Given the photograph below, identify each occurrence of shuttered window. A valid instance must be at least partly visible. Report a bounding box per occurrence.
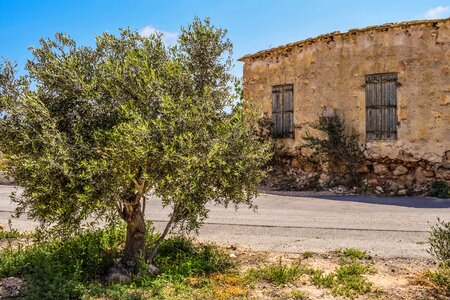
[272,84,294,138]
[365,73,398,140]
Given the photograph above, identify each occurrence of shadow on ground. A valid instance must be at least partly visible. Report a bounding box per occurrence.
[264,190,450,209]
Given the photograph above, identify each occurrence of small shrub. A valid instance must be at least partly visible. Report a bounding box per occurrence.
[4,227,236,300]
[246,258,304,286]
[430,181,450,199]
[0,220,33,240]
[428,218,450,267]
[0,230,32,240]
[154,235,233,279]
[309,268,334,288]
[310,252,375,299]
[0,155,6,171]
[0,226,125,299]
[426,267,450,294]
[302,114,364,187]
[337,248,369,260]
[286,289,309,299]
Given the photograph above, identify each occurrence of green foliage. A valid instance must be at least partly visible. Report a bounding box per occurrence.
[0,230,32,240]
[0,157,5,171]
[0,226,234,299]
[85,234,235,299]
[0,226,125,299]
[285,290,309,300]
[0,220,34,240]
[426,267,450,294]
[246,258,304,286]
[428,218,450,268]
[0,17,271,263]
[310,250,375,299]
[430,181,450,199]
[337,248,369,260]
[153,235,233,278]
[244,248,377,298]
[302,115,364,187]
[1,234,386,300]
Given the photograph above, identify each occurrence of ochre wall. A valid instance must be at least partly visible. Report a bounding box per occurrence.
[241,19,450,165]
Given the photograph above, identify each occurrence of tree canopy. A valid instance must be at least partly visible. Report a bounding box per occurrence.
[0,18,271,272]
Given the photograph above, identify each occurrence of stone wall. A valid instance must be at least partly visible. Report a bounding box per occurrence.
[240,18,450,194]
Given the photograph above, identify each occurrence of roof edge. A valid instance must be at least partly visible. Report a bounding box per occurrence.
[238,18,450,62]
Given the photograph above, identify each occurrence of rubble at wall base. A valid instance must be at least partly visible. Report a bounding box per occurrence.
[264,152,450,197]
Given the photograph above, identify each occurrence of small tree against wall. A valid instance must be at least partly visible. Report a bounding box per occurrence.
[302,115,364,187]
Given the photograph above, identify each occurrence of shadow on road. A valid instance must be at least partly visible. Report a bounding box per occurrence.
[264,190,450,208]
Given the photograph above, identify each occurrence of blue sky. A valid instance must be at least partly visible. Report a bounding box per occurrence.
[1,0,449,77]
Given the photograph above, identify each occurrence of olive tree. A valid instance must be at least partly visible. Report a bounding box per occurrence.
[0,18,271,273]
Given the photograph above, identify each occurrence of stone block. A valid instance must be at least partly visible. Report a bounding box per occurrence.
[438,94,450,106]
[373,164,389,175]
[393,165,409,176]
[415,167,435,179]
[397,189,407,196]
[436,167,450,180]
[367,178,378,186]
[357,164,369,174]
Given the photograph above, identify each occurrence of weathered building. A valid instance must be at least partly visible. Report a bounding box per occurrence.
[240,18,450,194]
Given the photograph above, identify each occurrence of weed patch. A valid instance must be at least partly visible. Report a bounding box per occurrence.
[285,289,309,299]
[155,235,233,278]
[0,220,34,240]
[310,249,376,299]
[0,230,32,240]
[85,233,235,299]
[426,267,450,294]
[0,226,234,300]
[337,248,369,260]
[0,226,125,299]
[246,257,305,285]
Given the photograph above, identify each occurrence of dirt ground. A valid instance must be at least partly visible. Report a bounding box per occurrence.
[226,244,448,300]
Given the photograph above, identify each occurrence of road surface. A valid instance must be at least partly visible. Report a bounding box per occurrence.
[1,185,449,258]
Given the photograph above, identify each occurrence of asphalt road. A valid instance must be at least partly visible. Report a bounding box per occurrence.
[1,185,449,258]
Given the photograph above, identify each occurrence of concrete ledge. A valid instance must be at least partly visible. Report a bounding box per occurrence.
[0,172,14,185]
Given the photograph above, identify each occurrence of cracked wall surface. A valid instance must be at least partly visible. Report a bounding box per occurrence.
[240,18,450,193]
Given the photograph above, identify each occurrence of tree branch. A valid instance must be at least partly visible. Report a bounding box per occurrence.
[147,204,178,263]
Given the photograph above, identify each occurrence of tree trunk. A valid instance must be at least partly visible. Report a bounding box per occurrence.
[121,201,146,273]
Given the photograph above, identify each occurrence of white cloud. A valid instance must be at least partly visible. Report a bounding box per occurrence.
[425,6,450,19]
[139,26,178,45]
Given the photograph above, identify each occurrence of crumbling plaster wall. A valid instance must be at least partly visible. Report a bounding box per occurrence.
[241,19,450,192]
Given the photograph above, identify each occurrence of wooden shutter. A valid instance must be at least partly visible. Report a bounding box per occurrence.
[365,73,397,140]
[365,76,382,140]
[283,86,294,136]
[272,85,294,138]
[272,87,283,137]
[381,74,397,140]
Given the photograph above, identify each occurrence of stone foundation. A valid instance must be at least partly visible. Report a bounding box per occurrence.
[266,150,450,196]
[361,154,450,195]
